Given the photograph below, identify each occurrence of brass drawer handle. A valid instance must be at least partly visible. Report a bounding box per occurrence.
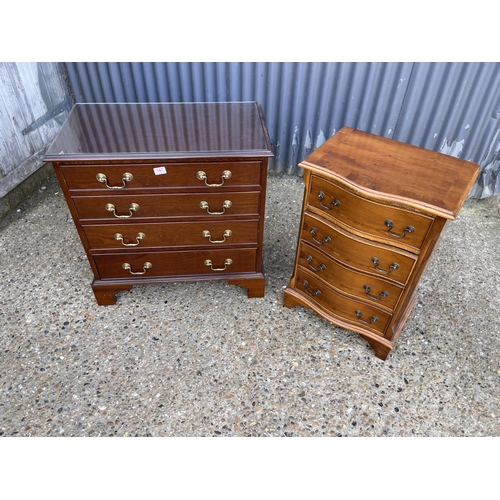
[122,262,152,275]
[199,200,232,215]
[204,258,233,271]
[202,229,232,243]
[306,255,326,272]
[197,170,232,187]
[318,191,340,210]
[114,232,146,247]
[96,172,133,189]
[355,310,378,325]
[105,202,139,218]
[363,284,388,301]
[372,257,399,274]
[310,227,331,245]
[302,280,321,296]
[384,219,415,238]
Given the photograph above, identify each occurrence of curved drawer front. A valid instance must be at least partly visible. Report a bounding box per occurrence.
[83,219,259,250]
[301,213,416,285]
[94,248,258,279]
[72,192,260,220]
[297,242,403,311]
[308,175,434,251]
[295,269,391,336]
[60,162,263,190]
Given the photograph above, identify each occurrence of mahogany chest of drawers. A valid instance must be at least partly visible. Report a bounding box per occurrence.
[44,102,273,305]
[283,127,480,360]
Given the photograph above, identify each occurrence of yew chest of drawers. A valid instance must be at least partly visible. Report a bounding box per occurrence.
[283,127,480,360]
[44,102,273,305]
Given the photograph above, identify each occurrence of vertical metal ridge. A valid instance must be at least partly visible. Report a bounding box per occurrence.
[63,62,500,198]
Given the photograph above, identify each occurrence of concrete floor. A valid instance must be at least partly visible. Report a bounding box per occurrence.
[0,171,499,437]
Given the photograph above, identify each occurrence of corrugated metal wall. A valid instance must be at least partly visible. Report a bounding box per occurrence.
[64,62,500,198]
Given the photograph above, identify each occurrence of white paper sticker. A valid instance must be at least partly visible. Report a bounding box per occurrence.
[153,166,167,175]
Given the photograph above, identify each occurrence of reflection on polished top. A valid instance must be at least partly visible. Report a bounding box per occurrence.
[45,102,273,160]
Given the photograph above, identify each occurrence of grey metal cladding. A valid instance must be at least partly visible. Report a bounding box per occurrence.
[63,62,500,198]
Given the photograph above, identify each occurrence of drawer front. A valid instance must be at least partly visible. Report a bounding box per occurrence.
[94,248,258,279]
[295,269,391,336]
[301,213,416,285]
[72,192,260,220]
[60,162,262,190]
[83,220,259,249]
[297,242,403,311]
[308,175,434,251]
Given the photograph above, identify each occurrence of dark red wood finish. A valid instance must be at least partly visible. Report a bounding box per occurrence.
[45,102,273,305]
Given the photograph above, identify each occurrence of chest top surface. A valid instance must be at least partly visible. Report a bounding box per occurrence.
[44,101,273,161]
[301,126,480,219]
